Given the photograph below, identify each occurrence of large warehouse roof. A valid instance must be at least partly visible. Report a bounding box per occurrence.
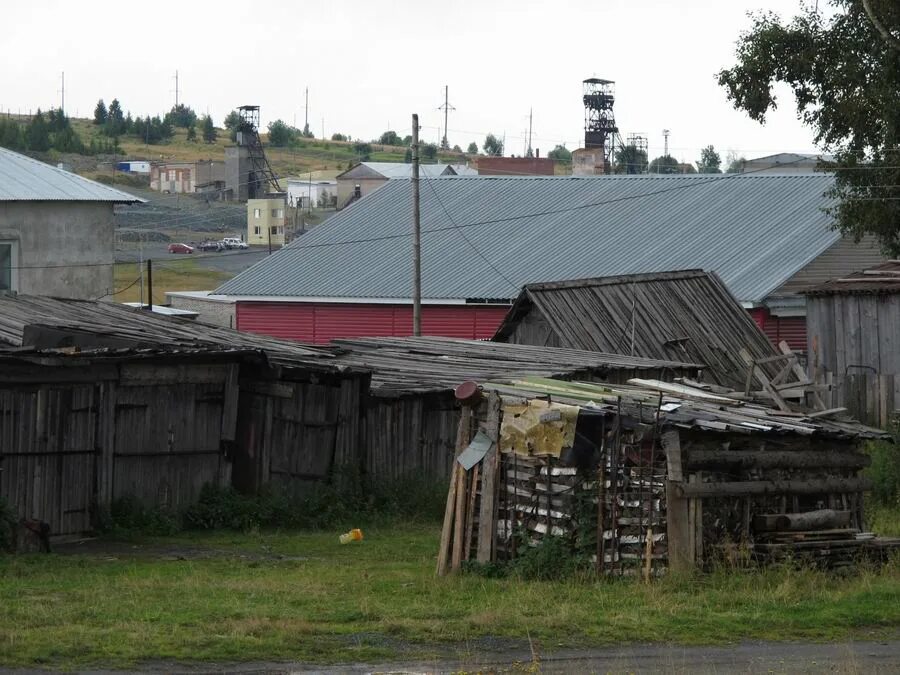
[216,173,838,304]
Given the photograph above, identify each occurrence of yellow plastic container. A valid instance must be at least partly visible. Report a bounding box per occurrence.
[339,528,364,544]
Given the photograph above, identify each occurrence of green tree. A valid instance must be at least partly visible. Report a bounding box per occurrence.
[186,123,197,142]
[165,104,198,128]
[613,144,648,174]
[201,115,217,143]
[301,123,314,139]
[402,135,412,146]
[421,143,438,161]
[452,144,462,153]
[404,147,412,163]
[648,155,680,174]
[267,119,294,147]
[105,99,125,136]
[696,145,722,173]
[24,109,51,152]
[717,1,900,254]
[378,130,401,145]
[725,150,746,174]
[483,133,503,156]
[353,141,372,160]
[331,132,347,141]
[93,99,107,126]
[547,144,572,162]
[0,118,24,150]
[466,141,479,154]
[224,110,242,142]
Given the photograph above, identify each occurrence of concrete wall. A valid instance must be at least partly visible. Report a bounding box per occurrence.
[337,177,386,207]
[0,201,114,299]
[166,293,236,328]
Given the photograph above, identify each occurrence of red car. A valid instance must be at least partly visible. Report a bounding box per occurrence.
[167,243,194,254]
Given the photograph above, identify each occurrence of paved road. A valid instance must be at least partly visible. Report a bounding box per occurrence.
[6,639,900,674]
[115,243,272,276]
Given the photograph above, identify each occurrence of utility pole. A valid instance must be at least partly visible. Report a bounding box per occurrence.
[663,129,670,157]
[411,113,422,337]
[321,117,324,141]
[304,87,309,131]
[437,85,454,149]
[527,108,533,157]
[146,259,153,312]
[59,71,65,114]
[174,70,179,107]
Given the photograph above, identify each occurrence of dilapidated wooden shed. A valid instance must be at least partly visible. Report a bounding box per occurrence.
[437,378,894,575]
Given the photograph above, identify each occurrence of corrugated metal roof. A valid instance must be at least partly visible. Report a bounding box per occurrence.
[494,270,781,390]
[804,260,900,295]
[216,173,839,304]
[0,147,144,202]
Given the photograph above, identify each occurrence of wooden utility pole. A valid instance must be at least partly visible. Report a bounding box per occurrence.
[146,259,153,312]
[412,113,422,336]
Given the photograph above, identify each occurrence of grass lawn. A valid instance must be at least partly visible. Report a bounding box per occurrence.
[1,520,899,669]
[113,260,230,304]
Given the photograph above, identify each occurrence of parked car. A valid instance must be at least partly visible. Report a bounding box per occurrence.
[197,240,224,252]
[167,242,194,254]
[221,237,249,250]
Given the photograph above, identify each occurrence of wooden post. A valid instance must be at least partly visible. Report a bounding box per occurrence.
[411,113,421,337]
[663,430,692,572]
[437,405,471,576]
[476,393,501,563]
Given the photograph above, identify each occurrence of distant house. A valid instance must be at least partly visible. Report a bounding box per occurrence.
[473,156,555,176]
[0,147,143,299]
[286,177,337,209]
[247,194,286,247]
[150,160,226,194]
[739,153,834,174]
[335,162,457,207]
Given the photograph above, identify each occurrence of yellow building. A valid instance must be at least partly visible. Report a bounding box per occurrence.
[247,195,287,247]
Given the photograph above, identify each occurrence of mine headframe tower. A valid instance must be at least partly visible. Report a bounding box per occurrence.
[236,105,282,196]
[583,78,619,174]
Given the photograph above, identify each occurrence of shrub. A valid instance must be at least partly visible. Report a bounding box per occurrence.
[0,499,15,552]
[866,433,900,506]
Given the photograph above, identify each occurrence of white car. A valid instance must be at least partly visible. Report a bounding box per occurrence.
[221,237,249,250]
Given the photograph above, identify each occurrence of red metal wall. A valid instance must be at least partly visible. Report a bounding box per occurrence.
[236,302,511,344]
[748,308,807,351]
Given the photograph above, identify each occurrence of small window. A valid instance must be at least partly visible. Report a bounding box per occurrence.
[0,241,16,292]
[254,226,261,235]
[253,208,261,218]
[270,226,279,235]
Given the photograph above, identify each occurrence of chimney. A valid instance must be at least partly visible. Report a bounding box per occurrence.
[535,148,540,158]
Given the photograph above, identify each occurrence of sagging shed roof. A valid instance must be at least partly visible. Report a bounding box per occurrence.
[215,173,839,304]
[487,377,888,440]
[0,147,144,203]
[330,336,702,396]
[0,295,345,371]
[804,260,900,295]
[493,269,780,390]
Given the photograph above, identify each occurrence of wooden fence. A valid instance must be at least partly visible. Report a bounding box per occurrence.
[824,372,899,430]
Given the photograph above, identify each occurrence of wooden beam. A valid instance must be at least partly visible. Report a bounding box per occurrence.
[663,430,692,572]
[476,393,501,563]
[436,405,471,576]
[684,449,871,470]
[675,477,872,498]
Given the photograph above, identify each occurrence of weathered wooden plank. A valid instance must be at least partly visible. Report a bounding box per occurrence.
[663,430,692,572]
[675,476,872,498]
[437,405,471,576]
[476,394,501,563]
[685,449,870,470]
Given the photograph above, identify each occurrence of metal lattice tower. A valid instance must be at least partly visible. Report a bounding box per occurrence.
[237,105,282,197]
[583,78,619,174]
[626,133,649,174]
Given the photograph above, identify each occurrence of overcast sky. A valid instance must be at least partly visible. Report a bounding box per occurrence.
[2,0,822,163]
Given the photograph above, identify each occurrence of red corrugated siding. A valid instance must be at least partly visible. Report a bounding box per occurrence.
[236,302,510,343]
[748,307,807,351]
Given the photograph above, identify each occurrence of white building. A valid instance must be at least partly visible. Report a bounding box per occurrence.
[286,178,338,210]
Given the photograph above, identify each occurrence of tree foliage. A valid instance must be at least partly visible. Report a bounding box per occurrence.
[648,155,680,174]
[696,145,722,173]
[378,130,401,145]
[483,133,503,156]
[466,141,479,154]
[717,0,900,253]
[24,110,51,152]
[331,132,347,142]
[725,150,746,174]
[201,114,217,143]
[165,104,198,129]
[613,144,647,174]
[186,124,197,142]
[224,110,242,142]
[421,142,438,161]
[105,99,126,137]
[267,119,294,147]
[93,99,107,126]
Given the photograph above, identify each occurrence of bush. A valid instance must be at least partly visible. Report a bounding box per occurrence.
[107,496,180,537]
[0,498,15,552]
[867,435,900,506]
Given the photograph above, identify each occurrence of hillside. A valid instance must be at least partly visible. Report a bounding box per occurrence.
[67,118,468,182]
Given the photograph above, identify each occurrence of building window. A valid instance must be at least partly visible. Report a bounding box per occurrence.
[254,226,261,236]
[0,241,17,292]
[253,208,261,218]
[271,208,284,218]
[270,226,280,235]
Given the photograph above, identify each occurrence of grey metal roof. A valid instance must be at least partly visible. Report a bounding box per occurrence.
[337,162,456,180]
[216,173,839,304]
[0,147,144,202]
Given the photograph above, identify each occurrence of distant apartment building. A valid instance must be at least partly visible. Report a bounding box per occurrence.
[247,194,287,247]
[150,160,226,194]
